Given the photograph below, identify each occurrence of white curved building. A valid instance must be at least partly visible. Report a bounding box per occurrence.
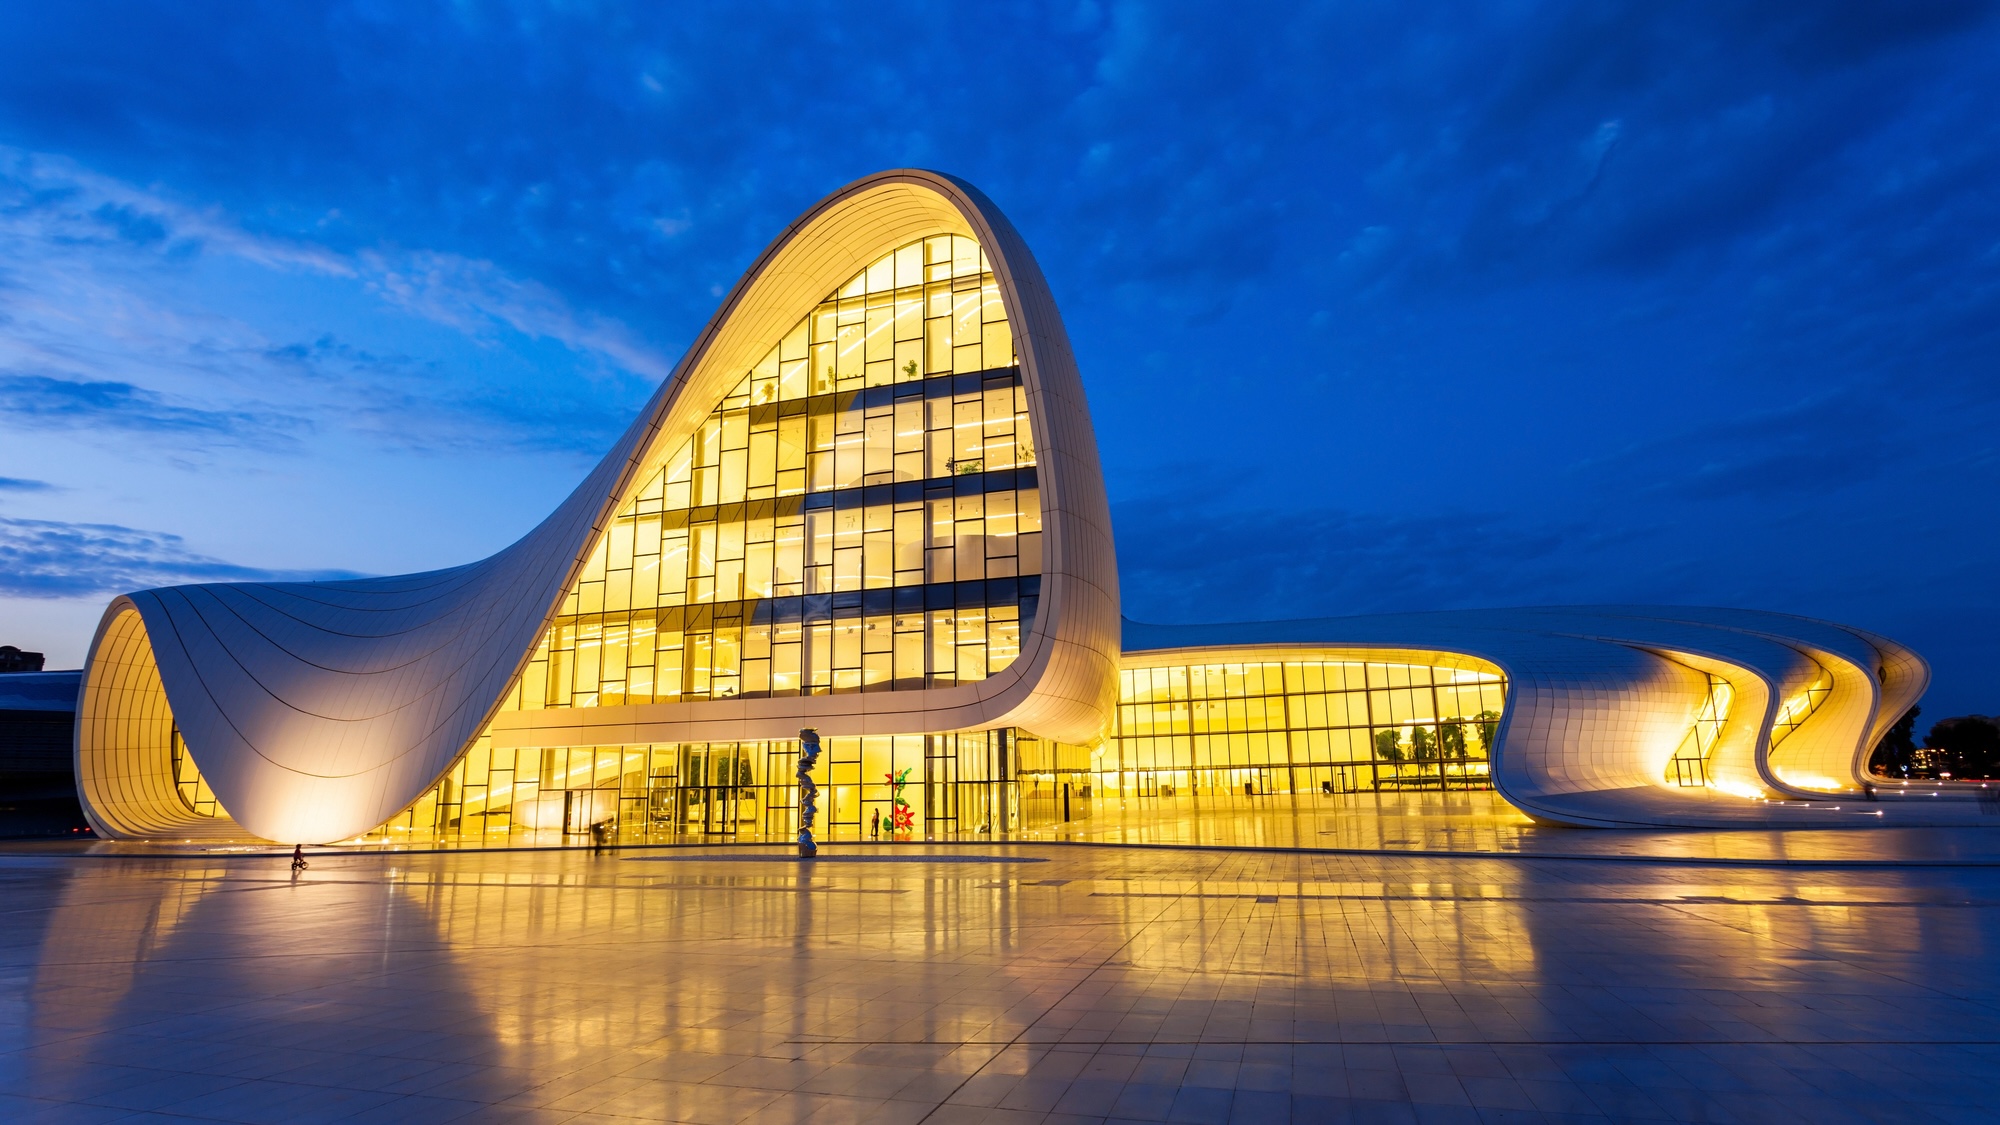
[73,171,1976,845]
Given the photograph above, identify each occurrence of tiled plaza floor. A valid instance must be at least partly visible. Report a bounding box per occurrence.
[3,835,1999,1123]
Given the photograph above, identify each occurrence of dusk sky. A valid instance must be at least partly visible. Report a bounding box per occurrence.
[0,2,1995,728]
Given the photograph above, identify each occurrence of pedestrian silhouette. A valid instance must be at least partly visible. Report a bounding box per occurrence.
[290,845,307,872]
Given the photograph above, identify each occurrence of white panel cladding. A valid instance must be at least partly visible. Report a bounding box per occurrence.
[76,171,1121,845]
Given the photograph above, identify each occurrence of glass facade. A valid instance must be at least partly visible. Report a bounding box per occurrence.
[361,729,1047,845]
[344,236,1520,849]
[1666,673,1733,787]
[1105,657,1507,798]
[361,233,1061,845]
[360,654,1508,846]
[500,233,1039,709]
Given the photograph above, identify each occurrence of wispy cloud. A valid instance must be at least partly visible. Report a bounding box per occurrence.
[0,476,54,492]
[0,146,672,458]
[362,250,678,384]
[0,371,305,446]
[0,516,364,599]
[252,332,634,457]
[0,149,354,276]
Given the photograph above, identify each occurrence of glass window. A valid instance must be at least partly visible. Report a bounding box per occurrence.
[498,235,1037,710]
[1107,658,1507,797]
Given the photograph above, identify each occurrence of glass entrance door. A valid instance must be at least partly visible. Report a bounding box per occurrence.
[561,789,603,835]
[678,746,758,837]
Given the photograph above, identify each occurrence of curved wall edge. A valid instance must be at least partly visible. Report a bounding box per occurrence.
[74,599,262,842]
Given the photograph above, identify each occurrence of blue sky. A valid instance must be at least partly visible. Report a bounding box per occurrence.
[0,2,1995,728]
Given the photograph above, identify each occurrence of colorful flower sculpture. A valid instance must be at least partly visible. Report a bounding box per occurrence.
[885,767,915,839]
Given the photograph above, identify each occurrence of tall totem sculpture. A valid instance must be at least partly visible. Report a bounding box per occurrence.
[796,728,821,857]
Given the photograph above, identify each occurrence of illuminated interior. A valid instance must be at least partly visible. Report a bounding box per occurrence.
[363,233,1064,843]
[363,729,1062,844]
[506,234,1036,707]
[1108,657,1506,798]
[364,652,1508,845]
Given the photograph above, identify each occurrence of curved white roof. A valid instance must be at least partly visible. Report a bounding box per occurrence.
[76,171,1121,844]
[73,172,1967,842]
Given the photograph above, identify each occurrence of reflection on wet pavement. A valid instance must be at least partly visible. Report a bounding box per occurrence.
[3,839,1998,1122]
[1036,790,2000,865]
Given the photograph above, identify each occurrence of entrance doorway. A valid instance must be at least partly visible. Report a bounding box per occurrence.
[561,789,604,836]
[676,745,758,837]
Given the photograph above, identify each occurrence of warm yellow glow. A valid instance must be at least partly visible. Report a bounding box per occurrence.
[1773,769,1845,791]
[365,234,1065,845]
[374,654,1509,845]
[495,234,1038,711]
[1769,664,1833,747]
[1708,779,1766,801]
[364,729,1035,845]
[1665,672,1732,787]
[168,726,223,818]
[1107,658,1506,797]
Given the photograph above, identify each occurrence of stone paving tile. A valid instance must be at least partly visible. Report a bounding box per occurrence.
[3,841,2000,1123]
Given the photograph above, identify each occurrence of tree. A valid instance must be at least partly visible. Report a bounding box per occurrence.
[1925,715,2000,780]
[1410,725,1437,761]
[1474,710,1501,753]
[1869,707,1921,778]
[1373,728,1405,763]
[1439,720,1467,758]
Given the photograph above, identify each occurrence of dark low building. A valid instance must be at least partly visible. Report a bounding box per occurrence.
[0,667,90,838]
